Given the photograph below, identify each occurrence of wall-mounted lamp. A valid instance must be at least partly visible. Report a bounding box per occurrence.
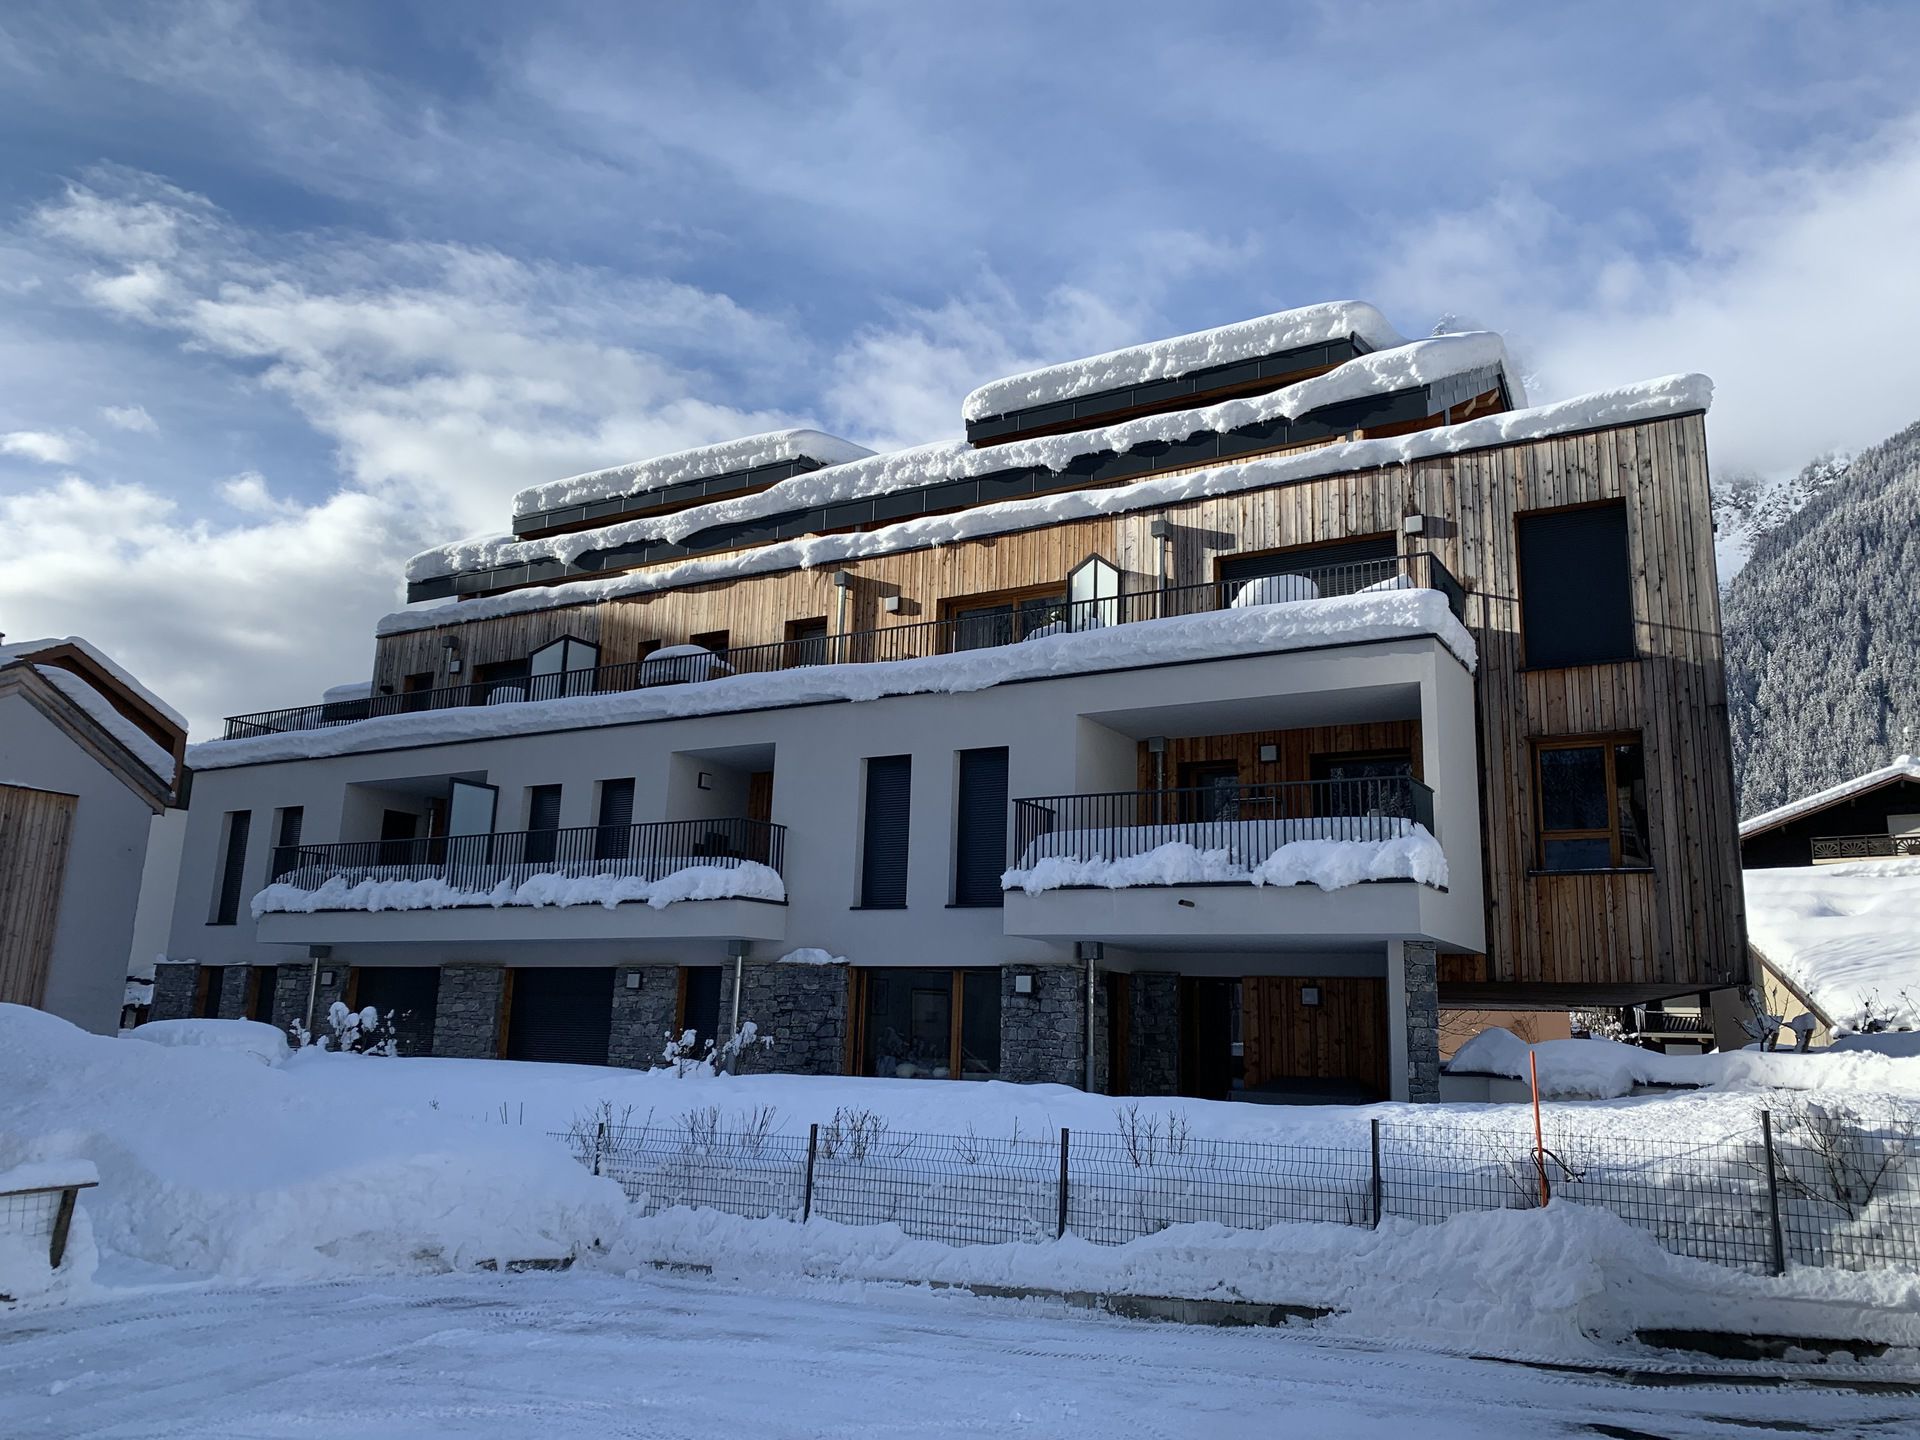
[880,595,904,614]
[697,771,713,791]
[1148,519,1173,540]
[319,969,337,987]
[831,570,854,588]
[1301,985,1321,1007]
[726,939,752,960]
[1013,973,1034,995]
[1402,514,1427,536]
[1176,898,1196,909]
[1258,744,1279,764]
[1146,735,1167,754]
[624,971,642,990]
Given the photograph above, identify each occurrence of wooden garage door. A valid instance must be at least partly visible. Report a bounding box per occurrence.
[0,784,77,1009]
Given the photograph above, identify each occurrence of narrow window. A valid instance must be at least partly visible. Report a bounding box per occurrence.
[595,777,635,860]
[210,810,251,925]
[525,784,563,864]
[690,629,730,654]
[679,967,723,1054]
[195,965,227,1017]
[860,755,912,907]
[785,617,829,667]
[247,967,277,1024]
[529,636,599,701]
[953,747,1010,906]
[1067,555,1120,630]
[1516,503,1635,668]
[1535,738,1652,871]
[270,806,303,880]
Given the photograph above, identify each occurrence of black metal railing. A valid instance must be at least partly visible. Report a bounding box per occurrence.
[1010,777,1437,876]
[265,818,785,904]
[224,553,1466,739]
[1809,833,1920,863]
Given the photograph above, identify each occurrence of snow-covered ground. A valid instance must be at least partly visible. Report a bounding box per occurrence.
[10,1267,1912,1440]
[1743,858,1920,1032]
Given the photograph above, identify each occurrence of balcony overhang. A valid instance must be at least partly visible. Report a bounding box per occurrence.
[1001,880,1477,952]
[256,896,787,949]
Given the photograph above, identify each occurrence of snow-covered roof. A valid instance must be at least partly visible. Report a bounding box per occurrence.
[0,635,183,784]
[509,429,875,519]
[1745,860,1920,1032]
[34,666,179,783]
[196,589,1474,769]
[381,371,1709,639]
[405,333,1518,586]
[962,302,1409,422]
[0,635,187,731]
[321,681,374,704]
[1740,756,1920,836]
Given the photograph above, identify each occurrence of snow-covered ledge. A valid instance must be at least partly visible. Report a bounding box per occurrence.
[252,862,784,917]
[1001,826,1448,895]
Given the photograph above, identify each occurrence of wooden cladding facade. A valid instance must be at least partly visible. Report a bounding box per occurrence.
[1241,976,1389,1098]
[0,783,77,1010]
[371,412,1743,999]
[1134,721,1422,793]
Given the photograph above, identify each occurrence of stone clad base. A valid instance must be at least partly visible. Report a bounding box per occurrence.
[433,965,506,1059]
[1402,940,1440,1102]
[1001,964,1093,1088]
[149,961,197,1022]
[720,960,849,1076]
[609,965,678,1069]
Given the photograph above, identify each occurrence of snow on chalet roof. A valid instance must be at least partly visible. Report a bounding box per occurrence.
[0,634,187,731]
[404,332,1518,586]
[380,371,1711,639]
[509,429,875,519]
[962,301,1410,422]
[195,589,1475,769]
[1739,756,1920,836]
[34,666,178,783]
[1744,860,1920,1032]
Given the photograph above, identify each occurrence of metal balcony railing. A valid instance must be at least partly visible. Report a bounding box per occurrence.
[1808,833,1920,863]
[1010,777,1436,876]
[224,553,1466,739]
[266,818,785,904]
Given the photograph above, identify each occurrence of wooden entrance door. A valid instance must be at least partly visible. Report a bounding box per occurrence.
[0,783,76,1008]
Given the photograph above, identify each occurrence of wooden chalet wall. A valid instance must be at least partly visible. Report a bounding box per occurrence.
[371,412,1744,1000]
[0,783,77,1009]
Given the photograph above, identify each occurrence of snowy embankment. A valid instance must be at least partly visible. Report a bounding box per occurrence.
[0,1006,625,1297]
[1003,822,1446,894]
[1743,858,1920,1033]
[252,861,784,917]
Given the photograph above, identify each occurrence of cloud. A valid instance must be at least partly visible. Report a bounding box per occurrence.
[99,403,158,433]
[0,429,81,464]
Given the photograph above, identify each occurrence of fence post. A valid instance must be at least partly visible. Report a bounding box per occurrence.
[594,1120,606,1177]
[802,1122,819,1223]
[1057,1128,1071,1239]
[1760,1109,1787,1277]
[1370,1118,1383,1229]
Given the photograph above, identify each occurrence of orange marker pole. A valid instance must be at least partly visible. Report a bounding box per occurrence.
[1529,1050,1549,1207]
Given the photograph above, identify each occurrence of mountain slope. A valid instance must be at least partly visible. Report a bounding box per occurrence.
[1711,454,1850,586]
[1722,419,1920,816]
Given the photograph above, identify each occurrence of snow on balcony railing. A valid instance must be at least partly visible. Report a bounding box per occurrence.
[1004,778,1446,894]
[224,554,1463,740]
[254,818,785,916]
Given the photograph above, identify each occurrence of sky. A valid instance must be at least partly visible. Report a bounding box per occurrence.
[5,0,1920,735]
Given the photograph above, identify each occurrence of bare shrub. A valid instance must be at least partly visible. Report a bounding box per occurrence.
[1766,1097,1919,1220]
[818,1106,888,1162]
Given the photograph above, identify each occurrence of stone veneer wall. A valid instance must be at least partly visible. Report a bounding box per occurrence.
[270,961,346,1037]
[1001,963,1095,1088]
[719,960,848,1076]
[609,965,679,1070]
[215,965,255,1020]
[1403,940,1440,1102]
[149,961,198,1022]
[1126,972,1181,1096]
[433,965,506,1059]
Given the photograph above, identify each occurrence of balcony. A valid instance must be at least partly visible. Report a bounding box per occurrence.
[222,553,1466,739]
[1809,833,1920,864]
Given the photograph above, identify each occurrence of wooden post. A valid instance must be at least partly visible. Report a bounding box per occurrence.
[1056,1128,1070,1239]
[49,1187,78,1270]
[1529,1051,1549,1207]
[1369,1117,1383,1229]
[1760,1109,1787,1276]
[803,1122,820,1223]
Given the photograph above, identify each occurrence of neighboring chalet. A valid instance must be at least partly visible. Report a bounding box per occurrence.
[1738,756,1920,1044]
[0,636,187,1033]
[156,302,1747,1102]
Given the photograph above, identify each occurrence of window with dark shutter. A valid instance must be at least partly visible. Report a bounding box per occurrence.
[211,811,251,925]
[595,778,634,860]
[271,806,303,880]
[860,755,912,907]
[526,785,563,864]
[1516,503,1635,668]
[953,747,1009,906]
[1219,535,1397,599]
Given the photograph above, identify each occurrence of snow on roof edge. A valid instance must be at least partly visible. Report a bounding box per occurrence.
[380,371,1711,639]
[195,592,1473,770]
[0,634,187,732]
[35,665,179,784]
[1739,756,1920,835]
[961,301,1409,422]
[509,428,875,519]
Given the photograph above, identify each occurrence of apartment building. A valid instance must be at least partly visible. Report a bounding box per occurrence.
[155,301,1746,1101]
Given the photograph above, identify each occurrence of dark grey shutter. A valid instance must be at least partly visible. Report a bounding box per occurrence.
[954,747,1009,906]
[526,785,563,864]
[215,811,251,924]
[1517,504,1634,668]
[351,967,442,1056]
[595,778,634,860]
[272,807,303,879]
[861,755,912,907]
[506,967,614,1065]
[248,968,278,1024]
[681,966,723,1051]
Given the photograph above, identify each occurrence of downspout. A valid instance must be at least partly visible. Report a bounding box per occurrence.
[304,947,330,1035]
[1079,942,1102,1092]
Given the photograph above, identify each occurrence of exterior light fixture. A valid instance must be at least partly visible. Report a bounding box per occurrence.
[880,595,903,614]
[1014,974,1033,995]
[1258,744,1279,764]
[624,971,642,990]
[1301,985,1321,1006]
[1148,519,1173,540]
[831,570,854,588]
[697,771,713,790]
[1176,898,1196,909]
[1403,514,1427,536]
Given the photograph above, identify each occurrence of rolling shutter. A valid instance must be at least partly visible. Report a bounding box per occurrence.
[861,755,912,907]
[213,811,251,925]
[1516,504,1634,668]
[595,778,634,860]
[506,967,614,1065]
[953,747,1009,906]
[351,966,443,1056]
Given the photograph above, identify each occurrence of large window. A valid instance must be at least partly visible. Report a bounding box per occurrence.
[270,806,304,880]
[948,588,1067,651]
[953,747,1009,906]
[594,778,635,860]
[857,968,1001,1079]
[860,755,912,907]
[1516,503,1635,669]
[210,810,251,925]
[528,636,599,700]
[525,784,562,864]
[1535,738,1651,871]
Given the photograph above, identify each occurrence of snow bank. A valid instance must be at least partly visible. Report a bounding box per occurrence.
[0,1004,626,1280]
[1003,828,1447,894]
[381,372,1711,637]
[1448,1026,1920,1099]
[963,300,1410,421]
[253,861,785,916]
[1744,860,1920,1031]
[198,592,1473,769]
[126,1018,292,1066]
[1740,754,1920,835]
[34,666,177,783]
[509,429,874,520]
[777,948,848,965]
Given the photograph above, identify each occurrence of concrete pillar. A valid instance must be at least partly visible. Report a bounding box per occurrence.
[433,965,507,1059]
[149,961,197,1021]
[719,960,849,1075]
[1126,972,1181,1096]
[1000,963,1090,1087]
[1389,939,1441,1102]
[609,965,678,1070]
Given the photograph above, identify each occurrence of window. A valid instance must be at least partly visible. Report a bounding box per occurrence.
[948,589,1066,651]
[1516,503,1634,668]
[1220,535,1397,601]
[785,617,829,667]
[194,965,226,1017]
[528,636,599,700]
[247,967,277,1024]
[1311,752,1415,820]
[1066,555,1120,631]
[953,747,1009,906]
[473,658,530,704]
[270,806,304,880]
[401,672,435,713]
[595,778,635,860]
[377,809,419,866]
[210,810,251,925]
[860,755,912,906]
[525,784,563,864]
[679,967,723,1054]
[1535,738,1651,871]
[856,968,1001,1079]
[690,629,730,654]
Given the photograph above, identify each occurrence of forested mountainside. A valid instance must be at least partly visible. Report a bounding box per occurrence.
[1710,453,1850,584]
[1721,418,1920,816]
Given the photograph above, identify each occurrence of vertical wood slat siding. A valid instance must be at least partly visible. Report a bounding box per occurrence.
[1241,976,1388,1097]
[366,412,1740,997]
[1135,721,1422,792]
[0,784,77,1009]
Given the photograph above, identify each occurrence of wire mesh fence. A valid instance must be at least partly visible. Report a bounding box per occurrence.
[558,1106,1920,1276]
